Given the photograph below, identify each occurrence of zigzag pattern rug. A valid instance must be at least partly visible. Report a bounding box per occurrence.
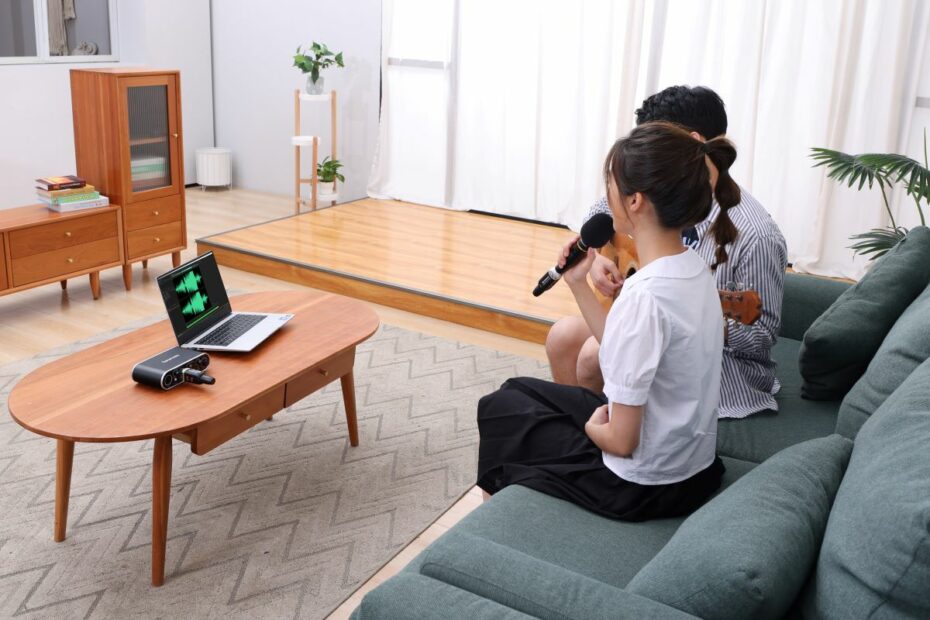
[0,322,548,619]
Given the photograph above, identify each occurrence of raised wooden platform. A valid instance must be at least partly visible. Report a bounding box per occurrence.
[196,199,581,343]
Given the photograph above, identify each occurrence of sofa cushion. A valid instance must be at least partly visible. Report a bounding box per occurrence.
[411,457,756,589]
[717,337,841,463]
[837,281,930,439]
[803,357,930,618]
[352,572,535,619]
[627,435,853,620]
[799,226,930,400]
[417,531,698,620]
[779,272,851,341]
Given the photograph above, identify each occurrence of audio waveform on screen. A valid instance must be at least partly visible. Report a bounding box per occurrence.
[181,291,210,317]
[175,270,203,295]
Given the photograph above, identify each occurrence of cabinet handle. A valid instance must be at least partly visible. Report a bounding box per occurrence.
[240,412,252,422]
[66,257,74,264]
[319,368,329,377]
[172,133,179,138]
[154,237,161,243]
[64,231,72,238]
[153,210,160,216]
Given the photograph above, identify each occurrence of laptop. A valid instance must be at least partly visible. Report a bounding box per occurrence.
[157,252,293,352]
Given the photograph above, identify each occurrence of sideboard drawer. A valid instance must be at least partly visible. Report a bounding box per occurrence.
[127,221,183,259]
[0,235,7,290]
[192,385,286,455]
[8,211,118,258]
[124,195,183,232]
[10,237,120,287]
[284,348,355,407]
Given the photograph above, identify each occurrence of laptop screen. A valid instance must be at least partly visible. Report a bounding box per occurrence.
[157,252,232,344]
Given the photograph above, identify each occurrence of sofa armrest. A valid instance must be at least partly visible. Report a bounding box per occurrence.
[780,272,851,341]
[352,572,535,620]
[418,531,698,620]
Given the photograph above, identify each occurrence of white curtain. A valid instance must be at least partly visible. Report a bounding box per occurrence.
[369,0,930,278]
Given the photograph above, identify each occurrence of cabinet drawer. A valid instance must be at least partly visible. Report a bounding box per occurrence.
[8,211,118,258]
[0,235,7,291]
[192,385,286,455]
[124,195,182,231]
[10,237,120,287]
[284,348,355,407]
[127,222,184,259]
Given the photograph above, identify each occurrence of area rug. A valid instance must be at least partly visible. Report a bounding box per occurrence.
[0,321,549,619]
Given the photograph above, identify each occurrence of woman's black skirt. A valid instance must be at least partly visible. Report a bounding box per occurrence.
[476,377,725,521]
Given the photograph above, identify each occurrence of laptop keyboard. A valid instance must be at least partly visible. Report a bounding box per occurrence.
[193,314,265,347]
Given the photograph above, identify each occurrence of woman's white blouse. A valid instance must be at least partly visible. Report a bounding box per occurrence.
[599,248,723,485]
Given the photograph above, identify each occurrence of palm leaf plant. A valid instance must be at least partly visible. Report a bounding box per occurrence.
[810,129,929,260]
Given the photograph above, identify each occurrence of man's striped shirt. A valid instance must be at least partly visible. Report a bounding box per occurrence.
[586,188,787,418]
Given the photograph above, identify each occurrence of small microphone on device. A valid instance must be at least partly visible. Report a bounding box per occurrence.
[533,213,615,297]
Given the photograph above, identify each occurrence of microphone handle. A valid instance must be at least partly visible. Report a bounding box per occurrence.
[532,239,590,297]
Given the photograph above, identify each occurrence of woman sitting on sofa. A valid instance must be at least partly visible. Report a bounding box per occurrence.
[476,121,739,521]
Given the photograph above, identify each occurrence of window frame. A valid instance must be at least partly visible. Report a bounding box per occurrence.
[0,0,119,65]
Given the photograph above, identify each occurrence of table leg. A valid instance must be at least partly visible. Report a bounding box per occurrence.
[171,252,181,268]
[340,370,359,447]
[142,259,149,269]
[152,436,172,587]
[54,439,74,542]
[60,279,67,290]
[122,264,132,291]
[89,272,101,300]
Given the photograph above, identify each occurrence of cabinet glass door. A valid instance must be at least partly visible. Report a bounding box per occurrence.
[120,75,181,202]
[128,85,172,192]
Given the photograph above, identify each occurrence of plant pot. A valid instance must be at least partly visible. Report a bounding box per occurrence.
[317,180,336,196]
[306,74,324,95]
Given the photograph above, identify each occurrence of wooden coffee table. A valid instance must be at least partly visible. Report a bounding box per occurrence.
[7,290,379,586]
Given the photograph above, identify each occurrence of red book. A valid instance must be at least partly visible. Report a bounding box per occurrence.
[35,175,86,191]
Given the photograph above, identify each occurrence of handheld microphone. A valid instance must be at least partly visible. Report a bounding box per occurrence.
[533,213,615,297]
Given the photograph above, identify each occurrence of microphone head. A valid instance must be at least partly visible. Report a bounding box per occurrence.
[580,213,615,249]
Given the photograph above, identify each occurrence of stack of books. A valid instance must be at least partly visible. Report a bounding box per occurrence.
[36,176,109,213]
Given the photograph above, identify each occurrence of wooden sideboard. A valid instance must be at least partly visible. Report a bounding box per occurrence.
[70,68,187,290]
[0,204,124,300]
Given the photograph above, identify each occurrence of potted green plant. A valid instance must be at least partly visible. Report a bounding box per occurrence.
[810,129,929,260]
[317,156,345,195]
[293,42,344,95]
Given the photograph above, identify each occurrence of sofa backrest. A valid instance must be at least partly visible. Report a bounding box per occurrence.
[779,272,850,341]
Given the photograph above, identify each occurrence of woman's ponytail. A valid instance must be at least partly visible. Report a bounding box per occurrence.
[702,138,740,269]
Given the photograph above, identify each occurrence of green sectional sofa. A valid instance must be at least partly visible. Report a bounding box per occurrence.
[353,266,930,619]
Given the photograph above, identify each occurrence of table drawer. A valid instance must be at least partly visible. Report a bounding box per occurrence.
[124,195,183,232]
[127,222,184,259]
[10,237,120,287]
[192,385,286,455]
[0,235,8,290]
[284,348,355,407]
[8,211,118,258]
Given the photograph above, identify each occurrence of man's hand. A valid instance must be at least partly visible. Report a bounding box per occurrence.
[590,254,623,298]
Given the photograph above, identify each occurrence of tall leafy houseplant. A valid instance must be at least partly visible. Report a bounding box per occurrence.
[293,42,344,94]
[810,130,930,259]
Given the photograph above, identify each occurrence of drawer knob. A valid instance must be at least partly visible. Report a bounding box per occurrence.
[318,368,329,377]
[154,237,161,243]
[153,210,160,216]
[240,412,252,422]
[66,257,74,264]
[172,133,179,138]
[64,231,72,238]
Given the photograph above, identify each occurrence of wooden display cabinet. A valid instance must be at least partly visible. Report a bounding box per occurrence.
[70,68,187,290]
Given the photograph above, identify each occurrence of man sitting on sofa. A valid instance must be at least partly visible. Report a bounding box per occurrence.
[547,85,788,419]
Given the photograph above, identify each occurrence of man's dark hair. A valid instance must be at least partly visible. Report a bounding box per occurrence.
[635,85,728,139]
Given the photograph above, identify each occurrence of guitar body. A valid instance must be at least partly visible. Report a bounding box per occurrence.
[596,234,762,326]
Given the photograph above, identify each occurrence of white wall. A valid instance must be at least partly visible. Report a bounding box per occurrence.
[211,0,381,201]
[0,0,214,209]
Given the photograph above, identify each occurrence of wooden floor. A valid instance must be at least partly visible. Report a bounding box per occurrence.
[197,199,580,343]
[0,188,547,619]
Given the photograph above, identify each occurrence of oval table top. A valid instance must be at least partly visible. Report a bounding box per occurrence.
[8,291,380,443]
